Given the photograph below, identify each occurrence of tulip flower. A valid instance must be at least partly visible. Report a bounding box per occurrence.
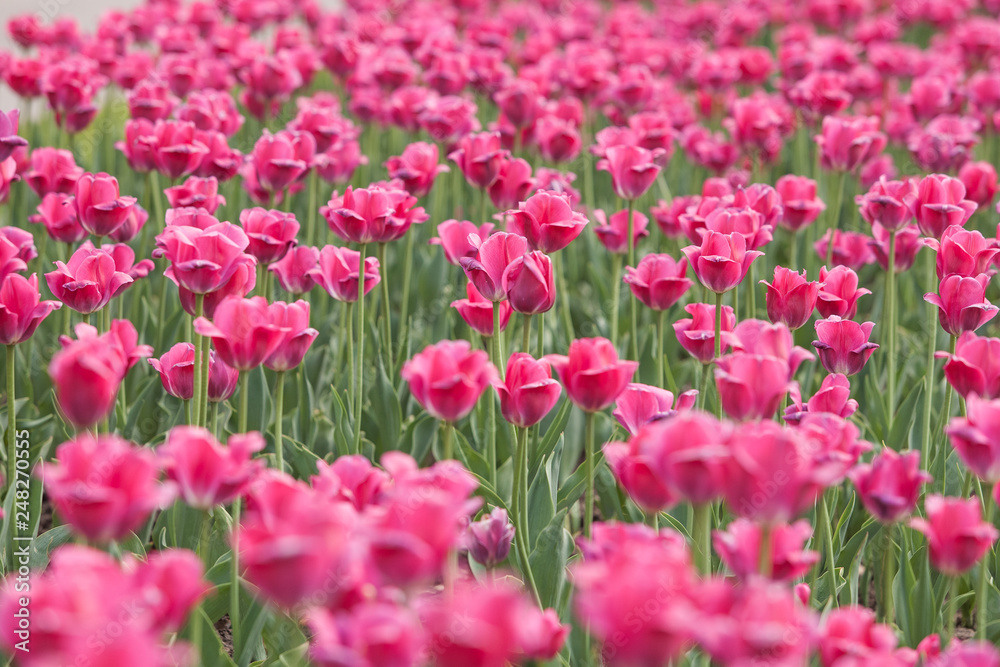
[448,130,506,191]
[494,353,561,430]
[239,207,300,266]
[715,352,793,421]
[815,229,876,270]
[42,434,174,543]
[148,343,238,404]
[452,281,510,337]
[958,161,998,208]
[624,254,694,312]
[946,394,1000,483]
[488,157,535,211]
[429,219,495,265]
[270,245,319,296]
[158,426,265,509]
[164,175,226,213]
[927,226,999,280]
[0,273,60,346]
[941,332,1000,400]
[816,265,870,319]
[194,297,289,372]
[308,244,380,303]
[785,373,859,424]
[761,266,820,330]
[870,222,923,273]
[156,221,253,296]
[611,383,697,437]
[152,120,209,180]
[776,174,826,231]
[465,507,515,568]
[856,176,917,232]
[0,110,27,162]
[384,141,448,198]
[714,519,818,582]
[249,129,314,195]
[307,603,423,667]
[593,208,649,255]
[24,147,82,197]
[820,608,901,667]
[913,174,977,240]
[673,302,740,364]
[74,172,137,239]
[683,230,763,296]
[910,495,998,575]
[459,232,529,303]
[597,144,661,201]
[45,243,133,315]
[924,274,998,337]
[508,191,588,254]
[815,115,887,172]
[503,250,555,316]
[812,316,879,376]
[30,192,87,244]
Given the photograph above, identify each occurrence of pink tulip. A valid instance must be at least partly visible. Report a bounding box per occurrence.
[927,226,1000,280]
[310,455,390,511]
[308,245,380,303]
[703,205,773,251]
[459,232,529,302]
[194,296,290,371]
[946,394,1000,483]
[384,141,448,198]
[488,157,535,211]
[164,175,226,213]
[158,426,264,509]
[307,603,423,667]
[785,373,859,424]
[913,174,978,240]
[148,342,238,402]
[264,300,318,372]
[269,245,318,296]
[624,254,693,312]
[814,115,887,171]
[820,607,900,667]
[714,519,818,582]
[429,219,494,266]
[127,78,178,122]
[74,172,137,238]
[715,352,793,421]
[503,250,555,315]
[452,281,511,337]
[116,118,158,173]
[465,507,515,568]
[682,230,763,294]
[30,192,87,244]
[814,229,876,270]
[155,221,254,296]
[597,144,661,201]
[448,131,506,190]
[41,434,173,543]
[870,222,924,273]
[924,274,998,336]
[107,204,149,244]
[24,147,82,197]
[611,383,697,437]
[495,78,542,129]
[239,207,300,265]
[249,129,314,193]
[535,115,583,163]
[762,266,821,330]
[910,495,999,575]
[776,174,826,231]
[0,109,27,162]
[959,161,999,208]
[507,190,587,254]
[812,316,879,376]
[593,208,650,255]
[816,265,871,319]
[572,523,697,667]
[401,340,498,423]
[941,332,1000,400]
[45,242,134,314]
[856,176,917,232]
[546,337,637,413]
[673,302,740,363]
[322,185,427,245]
[0,273,60,345]
[493,353,561,428]
[152,120,209,180]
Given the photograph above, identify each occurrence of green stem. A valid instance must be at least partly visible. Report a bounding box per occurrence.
[398,225,416,367]
[306,169,318,246]
[819,491,840,607]
[238,371,249,434]
[887,231,897,433]
[758,522,773,578]
[627,199,639,362]
[230,498,242,651]
[939,335,958,489]
[193,294,204,427]
[881,522,896,624]
[693,503,712,575]
[535,311,544,358]
[377,243,393,371]
[493,302,506,378]
[825,170,846,267]
[274,371,285,472]
[584,411,596,539]
[610,253,623,350]
[6,345,14,498]
[513,425,541,606]
[441,420,453,461]
[345,302,355,407]
[714,292,723,359]
[209,401,219,440]
[747,262,756,320]
[977,484,995,639]
[555,251,574,345]
[656,310,666,389]
[921,253,938,473]
[522,314,532,355]
[945,575,959,645]
[354,244,368,455]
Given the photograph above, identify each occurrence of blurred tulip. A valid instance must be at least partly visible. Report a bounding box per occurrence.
[158,426,264,509]
[762,266,820,330]
[910,495,999,575]
[714,519,818,582]
[401,340,497,423]
[593,208,649,255]
[913,174,977,240]
[24,147,82,197]
[465,507,515,568]
[270,245,319,296]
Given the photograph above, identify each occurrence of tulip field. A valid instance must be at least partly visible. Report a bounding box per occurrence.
[8,0,1000,665]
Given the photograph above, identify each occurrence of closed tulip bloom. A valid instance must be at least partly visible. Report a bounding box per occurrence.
[0,109,27,162]
[503,250,555,315]
[30,192,87,244]
[152,120,209,180]
[270,244,319,295]
[494,353,561,428]
[107,204,149,244]
[164,175,226,213]
[45,242,133,314]
[820,607,901,667]
[508,190,587,254]
[239,207,300,265]
[74,172,137,238]
[593,208,650,254]
[24,147,82,197]
[776,174,826,231]
[703,206,773,251]
[714,519,819,582]
[42,434,173,543]
[910,495,999,575]
[194,296,290,371]
[452,281,511,337]
[308,245,380,303]
[384,141,448,198]
[674,302,740,363]
[448,131,506,190]
[0,228,33,279]
[429,219,494,265]
[465,507,515,567]
[927,226,1000,280]
[941,332,1000,399]
[545,337,638,413]
[856,176,917,232]
[156,220,253,296]
[812,316,879,376]
[459,232,529,302]
[597,144,661,200]
[322,185,427,245]
[762,266,820,330]
[959,161,998,208]
[814,115,887,171]
[946,394,1000,483]
[158,426,265,509]
[116,118,158,173]
[264,300,318,372]
[816,265,870,319]
[177,257,257,320]
[603,438,677,512]
[249,129,314,193]
[488,157,534,211]
[870,222,924,273]
[683,230,763,294]
[307,603,424,667]
[0,273,60,345]
[716,352,792,421]
[925,274,998,336]
[786,373,859,424]
[535,115,583,163]
[624,254,694,312]
[913,174,978,240]
[401,340,498,423]
[148,342,197,400]
[612,383,697,437]
[814,229,876,270]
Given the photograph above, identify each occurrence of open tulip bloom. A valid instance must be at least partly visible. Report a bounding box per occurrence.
[8,3,1000,665]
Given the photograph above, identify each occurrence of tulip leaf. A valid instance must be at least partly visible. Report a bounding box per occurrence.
[887,380,922,452]
[277,645,310,667]
[27,524,73,571]
[401,414,437,465]
[284,436,321,480]
[236,598,270,667]
[530,399,572,478]
[370,359,402,457]
[180,606,238,667]
[527,458,555,550]
[847,533,867,606]
[529,509,570,609]
[557,451,604,514]
[262,610,309,659]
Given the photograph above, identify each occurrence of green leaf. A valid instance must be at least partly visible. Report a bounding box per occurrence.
[180,606,238,667]
[530,400,571,478]
[887,380,922,451]
[557,452,604,514]
[847,533,868,606]
[370,359,402,457]
[528,509,570,609]
[526,459,555,551]
[28,525,73,570]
